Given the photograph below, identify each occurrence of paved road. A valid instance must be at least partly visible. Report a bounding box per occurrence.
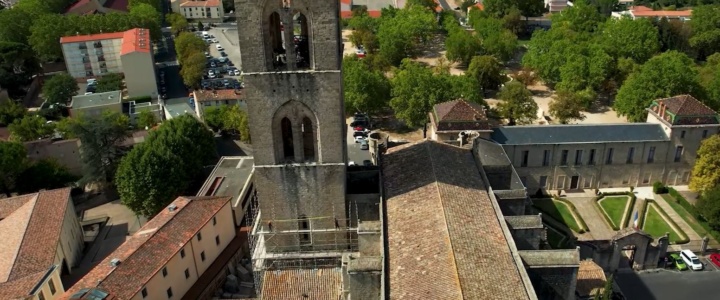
[616,268,720,300]
[208,24,243,72]
[345,118,371,164]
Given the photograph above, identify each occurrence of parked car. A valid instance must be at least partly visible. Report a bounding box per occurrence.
[360,140,369,150]
[216,44,224,51]
[220,51,228,57]
[680,250,703,271]
[669,253,688,271]
[363,160,373,166]
[710,253,720,268]
[348,161,357,166]
[354,136,365,143]
[210,62,217,68]
[355,48,366,58]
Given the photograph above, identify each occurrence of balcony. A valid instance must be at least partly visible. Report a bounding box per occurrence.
[98,55,105,62]
[95,49,104,55]
[78,44,87,50]
[93,42,103,48]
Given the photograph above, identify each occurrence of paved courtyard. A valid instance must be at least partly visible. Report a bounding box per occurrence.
[617,265,720,300]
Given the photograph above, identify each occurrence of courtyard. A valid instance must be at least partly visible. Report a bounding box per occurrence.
[597,195,634,229]
[642,201,688,244]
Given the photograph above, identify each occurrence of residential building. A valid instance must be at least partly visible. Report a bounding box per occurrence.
[64,0,129,15]
[193,89,245,119]
[0,188,84,300]
[60,28,158,98]
[24,138,83,175]
[163,99,196,120]
[197,156,255,226]
[340,0,394,18]
[69,90,122,117]
[127,100,164,126]
[60,196,234,300]
[612,5,692,21]
[491,95,719,191]
[545,0,569,13]
[179,0,223,22]
[428,99,493,144]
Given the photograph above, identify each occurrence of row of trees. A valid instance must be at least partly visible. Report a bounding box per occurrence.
[204,105,251,142]
[522,1,720,122]
[0,141,78,197]
[116,115,217,216]
[174,32,207,87]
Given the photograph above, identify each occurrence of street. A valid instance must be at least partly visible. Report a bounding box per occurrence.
[616,262,720,300]
[345,118,372,164]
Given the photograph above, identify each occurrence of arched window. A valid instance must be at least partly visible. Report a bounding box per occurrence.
[298,215,310,245]
[292,11,310,69]
[302,117,315,161]
[268,12,286,70]
[281,117,294,160]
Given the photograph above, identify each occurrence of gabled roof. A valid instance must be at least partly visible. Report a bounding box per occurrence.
[576,260,607,297]
[60,196,231,300]
[120,28,152,55]
[491,124,669,145]
[194,89,243,102]
[260,268,342,299]
[656,95,717,117]
[383,140,532,299]
[431,99,490,131]
[60,31,125,43]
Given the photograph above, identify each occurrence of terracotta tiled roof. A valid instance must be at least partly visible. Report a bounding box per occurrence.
[432,99,490,131]
[103,0,129,11]
[180,0,221,7]
[0,271,47,299]
[120,28,151,55]
[631,6,692,17]
[0,194,37,282]
[656,95,717,117]
[7,188,72,281]
[576,260,607,297]
[60,196,231,300]
[260,268,342,299]
[340,0,351,4]
[194,89,242,102]
[60,31,124,43]
[383,140,531,299]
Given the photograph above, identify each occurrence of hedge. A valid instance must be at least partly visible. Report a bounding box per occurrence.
[668,187,720,243]
[125,96,153,103]
[552,196,590,233]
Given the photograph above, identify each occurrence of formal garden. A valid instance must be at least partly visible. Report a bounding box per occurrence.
[640,201,689,244]
[596,195,635,230]
[533,198,588,234]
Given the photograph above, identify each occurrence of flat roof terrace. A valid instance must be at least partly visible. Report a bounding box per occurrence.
[70,90,122,109]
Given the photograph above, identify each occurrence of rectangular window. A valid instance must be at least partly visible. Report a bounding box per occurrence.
[703,130,708,138]
[681,130,686,138]
[49,279,56,294]
[674,146,683,162]
[647,146,656,163]
[521,150,529,167]
[642,173,651,184]
[162,267,168,277]
[180,248,185,258]
[539,176,548,188]
[142,288,148,298]
[561,150,568,165]
[542,150,550,166]
[622,177,630,185]
[197,232,202,241]
[556,176,566,189]
[38,291,45,300]
[215,235,220,245]
[606,148,614,164]
[201,251,206,261]
[588,149,596,165]
[626,147,635,164]
[583,176,594,188]
[167,287,173,298]
[575,150,583,165]
[185,268,190,279]
[213,216,217,225]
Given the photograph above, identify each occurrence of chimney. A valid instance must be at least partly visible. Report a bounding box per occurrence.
[168,204,177,212]
[660,103,666,119]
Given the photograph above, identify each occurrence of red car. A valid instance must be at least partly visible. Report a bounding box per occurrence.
[710,253,720,268]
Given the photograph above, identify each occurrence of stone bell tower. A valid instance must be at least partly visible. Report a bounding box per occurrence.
[235,0,348,252]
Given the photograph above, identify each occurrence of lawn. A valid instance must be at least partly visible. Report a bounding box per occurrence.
[599,196,631,228]
[660,194,709,239]
[643,204,684,244]
[546,226,571,249]
[533,198,582,233]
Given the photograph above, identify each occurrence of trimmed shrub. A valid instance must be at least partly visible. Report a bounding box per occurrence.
[653,181,668,194]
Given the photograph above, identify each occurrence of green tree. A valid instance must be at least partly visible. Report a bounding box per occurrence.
[0,141,28,197]
[689,5,720,59]
[483,0,514,18]
[700,53,720,110]
[137,110,158,129]
[497,81,538,125]
[548,89,595,124]
[175,32,206,65]
[473,17,518,61]
[515,0,545,19]
[197,21,204,30]
[503,6,524,35]
[95,73,124,93]
[129,0,161,12]
[467,55,505,93]
[390,59,455,127]
[690,135,720,193]
[445,28,483,65]
[588,0,619,17]
[343,56,391,115]
[180,52,206,87]
[377,5,438,65]
[0,100,27,126]
[29,14,69,61]
[8,115,54,142]
[404,0,438,10]
[0,42,41,93]
[63,111,132,185]
[0,9,33,45]
[166,13,188,36]
[223,105,251,142]
[556,45,613,92]
[697,186,720,232]
[550,0,604,33]
[594,274,614,300]
[128,3,162,41]
[655,17,694,58]
[600,17,660,63]
[15,159,78,194]
[203,106,226,131]
[42,73,79,105]
[614,51,705,122]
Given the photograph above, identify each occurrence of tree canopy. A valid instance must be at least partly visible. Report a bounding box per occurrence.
[467,55,505,93]
[497,81,538,125]
[0,141,28,197]
[614,51,705,122]
[696,185,720,232]
[689,5,720,59]
[376,5,437,65]
[0,42,40,95]
[548,89,594,124]
[343,56,391,115]
[600,17,660,63]
[0,100,27,126]
[8,115,54,142]
[690,135,720,193]
[42,73,79,105]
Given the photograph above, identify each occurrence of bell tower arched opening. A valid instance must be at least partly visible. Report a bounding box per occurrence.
[302,117,316,161]
[268,12,286,70]
[281,117,294,160]
[292,11,311,69]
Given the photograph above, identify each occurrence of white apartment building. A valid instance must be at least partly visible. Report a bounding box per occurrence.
[180,0,223,22]
[60,28,159,98]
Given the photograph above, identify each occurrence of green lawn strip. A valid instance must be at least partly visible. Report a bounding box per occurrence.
[642,203,687,244]
[659,194,709,239]
[533,198,582,233]
[598,196,630,228]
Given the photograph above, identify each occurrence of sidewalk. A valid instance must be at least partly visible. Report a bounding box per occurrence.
[571,197,615,241]
[653,193,702,241]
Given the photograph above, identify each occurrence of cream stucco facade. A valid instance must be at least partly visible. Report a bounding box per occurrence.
[121,51,159,98]
[180,0,223,22]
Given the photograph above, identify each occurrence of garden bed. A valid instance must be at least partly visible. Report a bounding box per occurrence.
[533,198,587,233]
[642,201,689,244]
[546,225,572,249]
[597,195,633,230]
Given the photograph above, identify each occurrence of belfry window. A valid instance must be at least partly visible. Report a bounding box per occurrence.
[281,117,294,160]
[298,215,310,245]
[302,117,315,161]
[269,12,286,70]
[292,11,310,69]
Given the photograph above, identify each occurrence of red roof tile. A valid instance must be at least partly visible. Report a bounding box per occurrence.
[0,271,47,299]
[60,31,125,44]
[261,268,342,299]
[431,99,490,131]
[193,89,242,102]
[631,6,692,17]
[60,196,231,300]
[120,28,152,55]
[340,0,351,4]
[657,95,717,117]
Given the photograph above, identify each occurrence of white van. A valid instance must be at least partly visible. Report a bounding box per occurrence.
[680,250,703,270]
